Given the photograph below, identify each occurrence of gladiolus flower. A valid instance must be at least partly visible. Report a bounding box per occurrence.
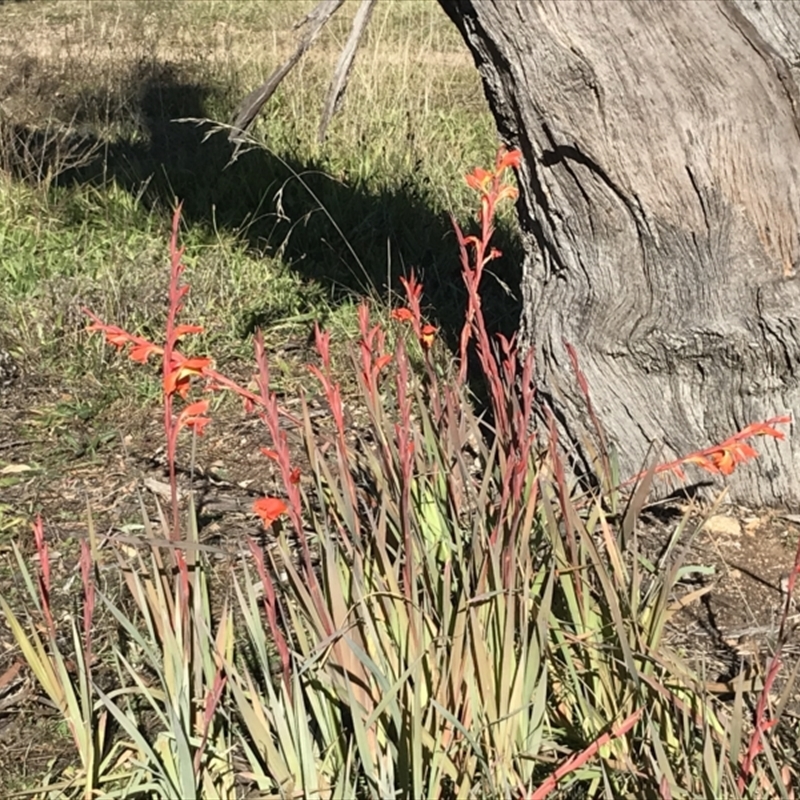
[737,418,789,440]
[685,442,759,476]
[85,315,163,364]
[391,308,414,323]
[253,497,288,526]
[128,341,163,363]
[420,324,437,349]
[86,323,129,350]
[497,147,522,171]
[173,324,204,339]
[465,166,493,194]
[177,400,211,436]
[373,354,393,373]
[164,355,212,399]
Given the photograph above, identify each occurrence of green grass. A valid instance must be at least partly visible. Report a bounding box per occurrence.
[0,0,519,410]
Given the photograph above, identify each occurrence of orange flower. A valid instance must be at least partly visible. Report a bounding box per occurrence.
[497,147,522,171]
[684,442,759,476]
[177,400,211,436]
[129,341,163,364]
[465,166,493,194]
[391,308,414,323]
[173,324,204,339]
[85,316,163,364]
[632,414,792,487]
[164,354,212,398]
[373,354,393,373]
[420,324,437,350]
[736,418,790,440]
[86,323,129,350]
[253,497,288,526]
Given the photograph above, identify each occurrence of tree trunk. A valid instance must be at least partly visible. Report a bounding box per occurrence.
[439,0,800,506]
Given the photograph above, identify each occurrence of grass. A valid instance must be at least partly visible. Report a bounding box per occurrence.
[0,0,513,391]
[0,0,517,505]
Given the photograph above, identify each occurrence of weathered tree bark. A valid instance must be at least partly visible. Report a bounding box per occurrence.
[439,0,800,506]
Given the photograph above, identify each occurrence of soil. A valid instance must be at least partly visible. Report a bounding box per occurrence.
[655,505,800,689]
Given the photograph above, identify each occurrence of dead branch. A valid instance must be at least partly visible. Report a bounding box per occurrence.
[318,0,378,142]
[230,0,377,145]
[230,0,345,141]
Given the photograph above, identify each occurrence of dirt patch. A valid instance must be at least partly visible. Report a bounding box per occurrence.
[648,502,800,717]
[700,512,798,647]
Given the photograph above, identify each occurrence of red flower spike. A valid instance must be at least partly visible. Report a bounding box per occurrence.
[628,415,792,487]
[79,539,95,659]
[398,271,425,338]
[289,468,301,485]
[253,497,288,526]
[32,516,56,639]
[260,448,280,462]
[399,273,423,305]
[313,323,332,373]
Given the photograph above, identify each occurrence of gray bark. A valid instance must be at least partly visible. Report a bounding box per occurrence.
[439,0,800,506]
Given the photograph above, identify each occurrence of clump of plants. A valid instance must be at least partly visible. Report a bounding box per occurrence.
[2,149,798,799]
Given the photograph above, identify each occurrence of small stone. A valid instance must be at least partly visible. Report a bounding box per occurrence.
[702,514,742,538]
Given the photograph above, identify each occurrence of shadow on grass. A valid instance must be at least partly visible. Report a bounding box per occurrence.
[5,59,523,356]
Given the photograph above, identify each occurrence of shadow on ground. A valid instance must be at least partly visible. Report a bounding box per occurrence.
[2,59,523,351]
